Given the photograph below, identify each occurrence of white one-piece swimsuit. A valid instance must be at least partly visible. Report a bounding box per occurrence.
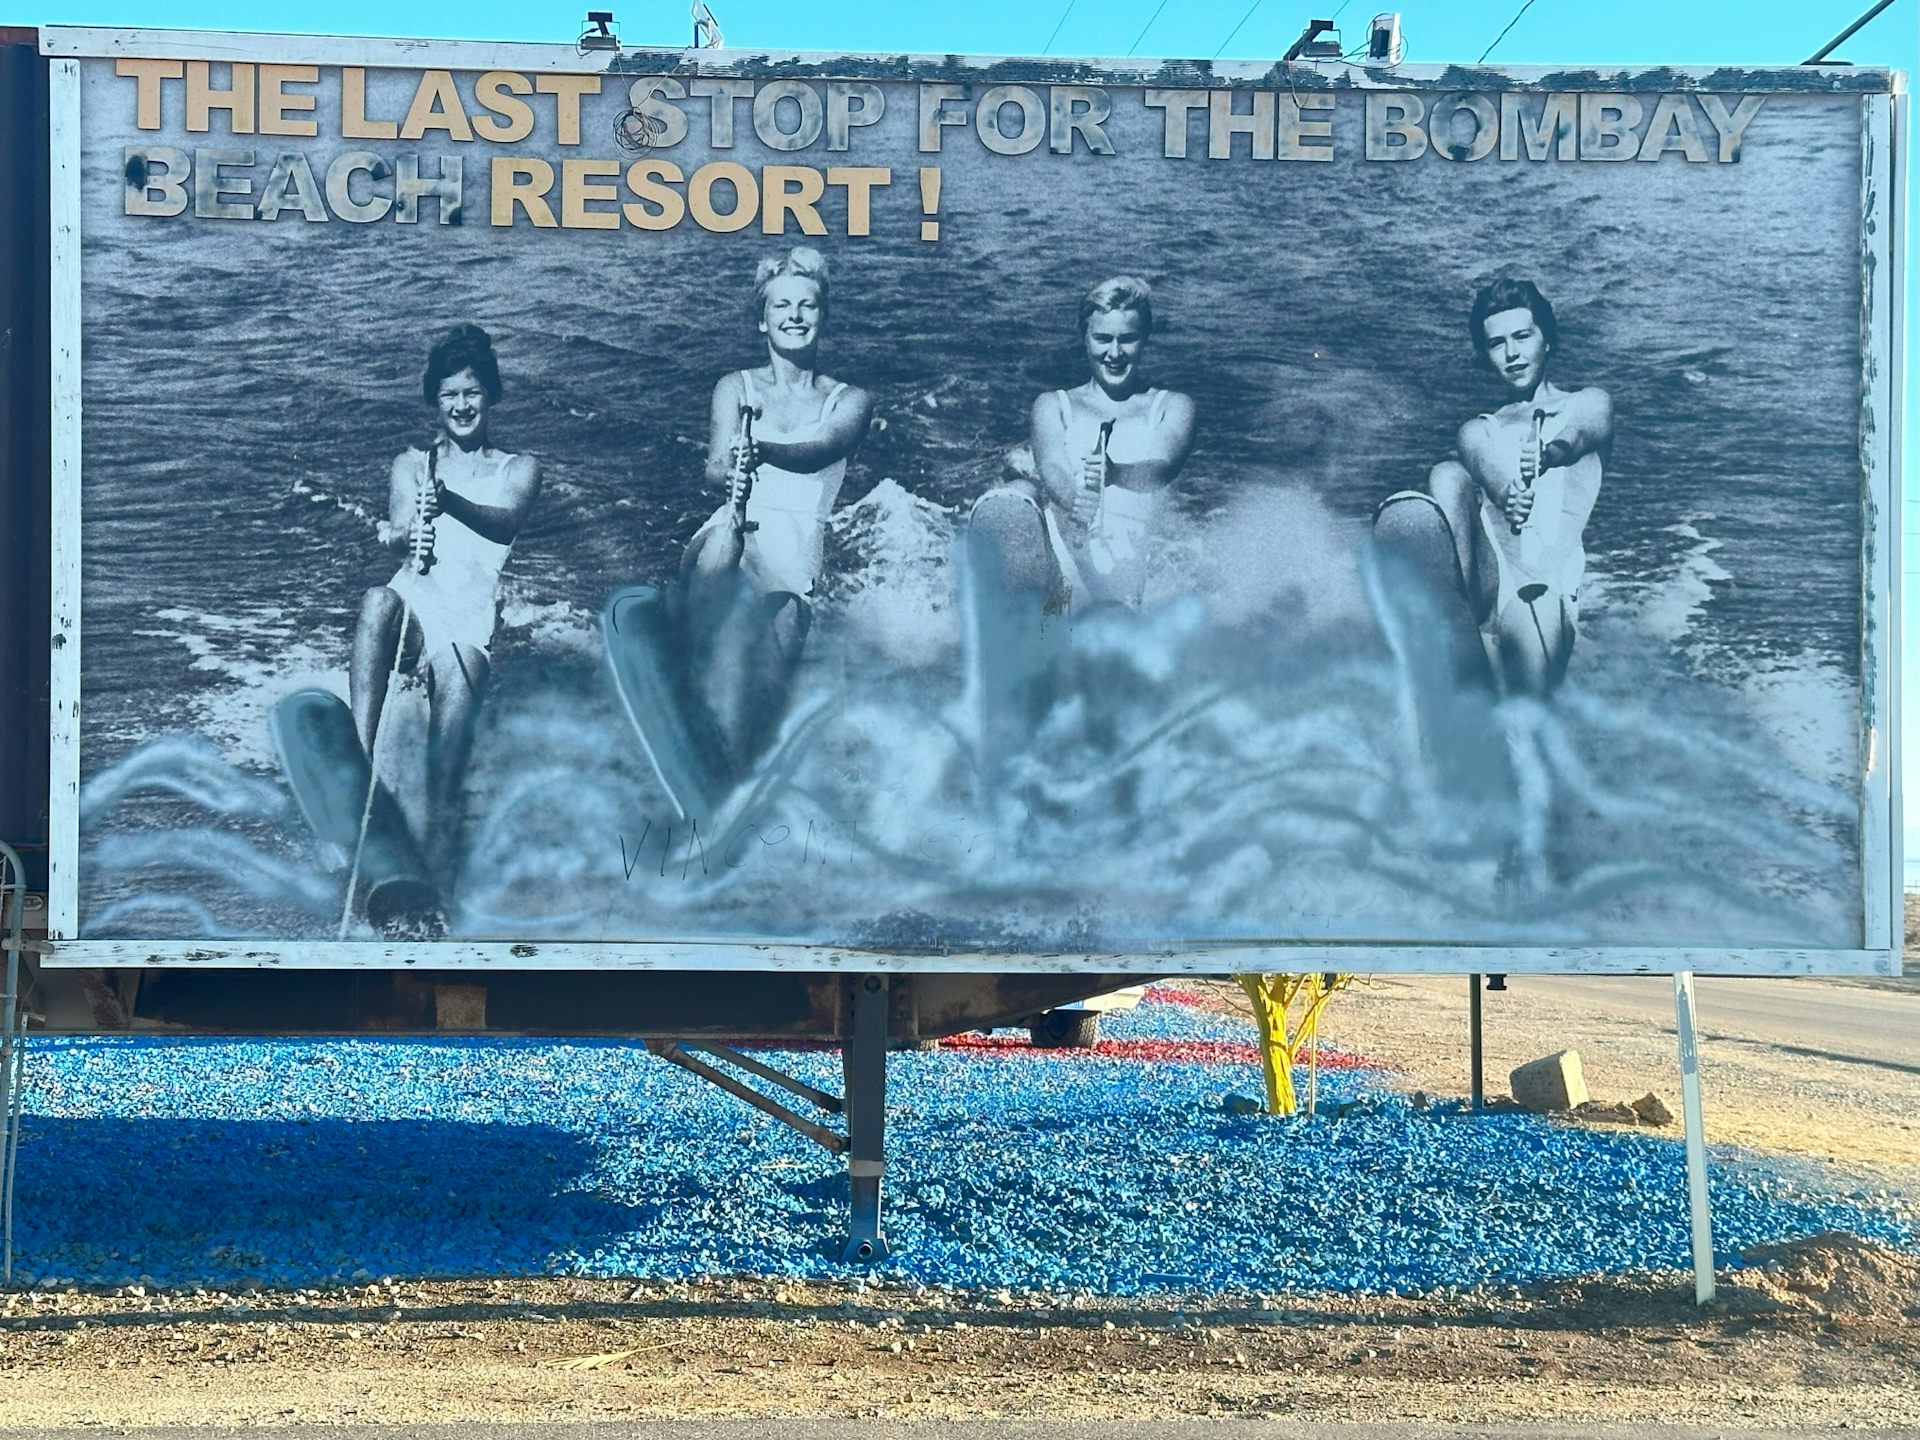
[386,444,519,659]
[1472,407,1603,637]
[692,371,850,599]
[1040,387,1171,610]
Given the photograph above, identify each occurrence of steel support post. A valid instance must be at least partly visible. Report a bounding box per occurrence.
[1469,973,1484,1110]
[649,1042,849,1154]
[1674,971,1715,1305]
[841,974,890,1263]
[0,843,27,1285]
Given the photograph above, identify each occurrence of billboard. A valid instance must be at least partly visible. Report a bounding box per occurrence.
[41,29,1905,973]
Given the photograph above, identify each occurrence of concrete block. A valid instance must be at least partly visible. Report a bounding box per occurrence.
[1509,1049,1588,1112]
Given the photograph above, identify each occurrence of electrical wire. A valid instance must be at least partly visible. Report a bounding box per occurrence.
[1477,0,1545,63]
[1804,0,1903,63]
[1211,0,1268,58]
[1342,35,1410,62]
[1219,0,1364,65]
[1042,0,1081,53]
[1127,0,1176,55]
[1337,6,1410,62]
[1316,0,1366,55]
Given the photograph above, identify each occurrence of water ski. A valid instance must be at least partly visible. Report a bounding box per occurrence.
[1367,491,1513,807]
[269,688,443,934]
[601,584,738,823]
[960,492,1072,787]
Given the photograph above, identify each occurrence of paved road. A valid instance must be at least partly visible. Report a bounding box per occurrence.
[1500,975,1920,1073]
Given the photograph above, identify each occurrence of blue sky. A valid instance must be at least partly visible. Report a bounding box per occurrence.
[22,0,1920,850]
[12,0,1915,67]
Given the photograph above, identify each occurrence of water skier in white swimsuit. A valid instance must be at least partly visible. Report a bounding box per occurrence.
[963,276,1196,781]
[970,275,1197,614]
[680,246,875,765]
[1425,279,1611,696]
[350,324,542,876]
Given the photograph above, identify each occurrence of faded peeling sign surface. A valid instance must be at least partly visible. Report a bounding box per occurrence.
[38,29,1905,973]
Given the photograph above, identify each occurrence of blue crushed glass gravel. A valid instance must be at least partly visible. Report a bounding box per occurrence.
[8,997,1910,1293]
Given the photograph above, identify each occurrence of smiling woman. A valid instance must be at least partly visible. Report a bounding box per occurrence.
[347,324,543,893]
[667,246,877,776]
[967,274,1198,622]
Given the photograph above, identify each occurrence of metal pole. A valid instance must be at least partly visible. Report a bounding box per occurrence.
[841,975,890,1263]
[1305,1021,1318,1118]
[1674,971,1715,1305]
[1469,974,1484,1109]
[0,842,27,1285]
[684,1043,844,1115]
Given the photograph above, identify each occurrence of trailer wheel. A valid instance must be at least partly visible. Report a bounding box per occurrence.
[1029,1009,1100,1049]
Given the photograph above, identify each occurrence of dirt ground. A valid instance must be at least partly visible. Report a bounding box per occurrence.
[1,1238,1916,1430]
[1311,972,1920,1193]
[0,965,1915,1430]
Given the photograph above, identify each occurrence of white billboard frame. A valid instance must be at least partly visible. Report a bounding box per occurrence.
[37,27,1906,975]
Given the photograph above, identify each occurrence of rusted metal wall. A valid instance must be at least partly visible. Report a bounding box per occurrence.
[0,31,50,893]
[32,966,1142,1039]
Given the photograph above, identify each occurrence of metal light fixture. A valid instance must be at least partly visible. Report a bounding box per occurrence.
[1368,12,1404,64]
[1282,18,1342,62]
[579,11,621,53]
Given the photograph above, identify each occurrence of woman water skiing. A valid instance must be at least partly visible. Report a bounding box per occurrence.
[677,245,875,768]
[350,323,542,882]
[1423,278,1611,696]
[962,275,1196,780]
[971,275,1196,616]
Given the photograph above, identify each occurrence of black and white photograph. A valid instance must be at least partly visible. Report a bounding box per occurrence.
[65,52,1895,960]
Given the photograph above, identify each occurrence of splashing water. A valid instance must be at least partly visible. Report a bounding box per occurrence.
[92,829,338,913]
[79,478,1860,950]
[79,736,288,828]
[1632,520,1734,646]
[820,479,960,670]
[85,896,228,939]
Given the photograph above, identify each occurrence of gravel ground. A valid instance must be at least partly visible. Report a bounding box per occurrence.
[1,1241,1917,1430]
[1308,972,1920,1194]
[7,990,1911,1294]
[0,978,1914,1429]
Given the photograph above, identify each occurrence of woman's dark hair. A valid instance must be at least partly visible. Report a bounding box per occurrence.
[1468,279,1557,356]
[422,323,502,405]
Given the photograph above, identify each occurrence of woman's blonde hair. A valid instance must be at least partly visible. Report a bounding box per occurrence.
[1079,275,1153,340]
[752,246,830,326]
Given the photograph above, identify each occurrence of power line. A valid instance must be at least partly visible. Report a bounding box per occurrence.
[1128,0,1176,55]
[1041,0,1080,54]
[1212,0,1268,58]
[1216,0,1365,64]
[1478,0,1545,63]
[1804,0,1903,62]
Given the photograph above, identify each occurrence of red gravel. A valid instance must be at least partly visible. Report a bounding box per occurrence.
[936,1032,1378,1068]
